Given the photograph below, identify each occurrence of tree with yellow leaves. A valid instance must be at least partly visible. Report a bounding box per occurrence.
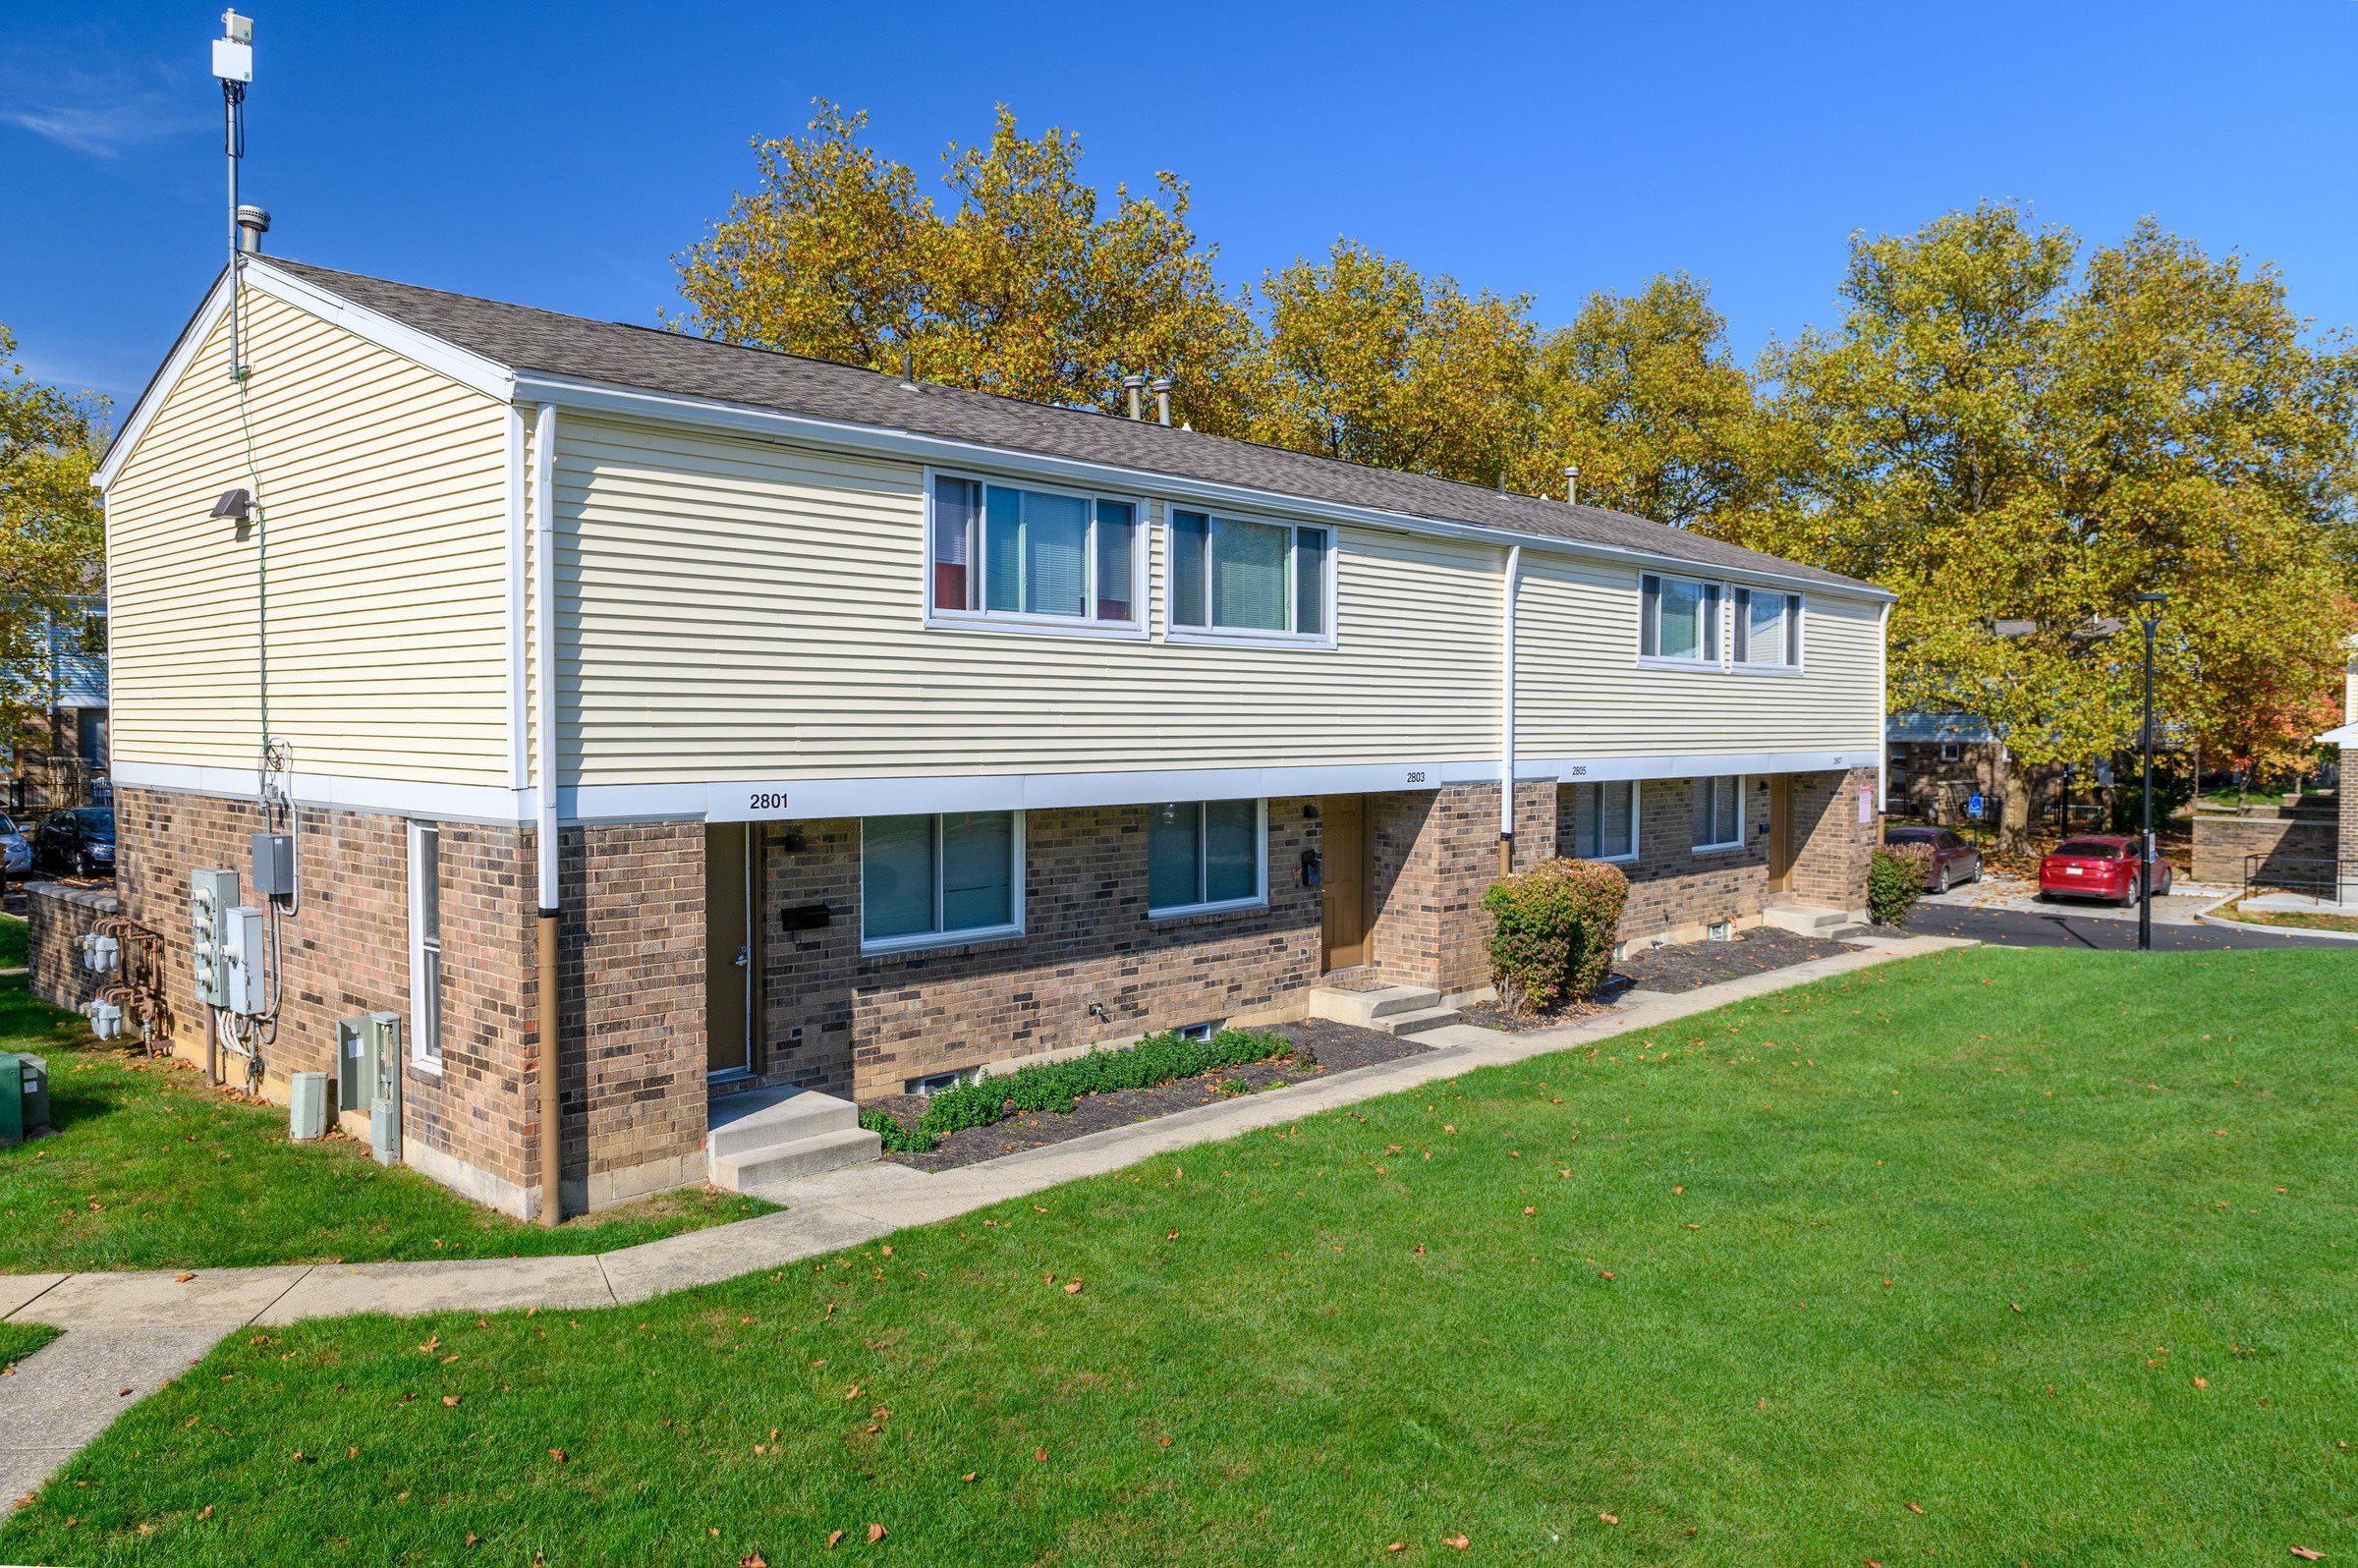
[0,325,109,777]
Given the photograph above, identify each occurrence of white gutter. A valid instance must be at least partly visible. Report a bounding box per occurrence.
[510,371,1890,605]
[532,404,559,909]
[1500,543,1521,871]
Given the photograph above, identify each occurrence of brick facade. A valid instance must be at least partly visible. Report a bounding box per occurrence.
[1366,783,1555,996]
[24,881,119,1016]
[1789,768,1879,913]
[755,802,1322,1100]
[2339,758,2357,899]
[558,822,707,1208]
[2191,804,2337,888]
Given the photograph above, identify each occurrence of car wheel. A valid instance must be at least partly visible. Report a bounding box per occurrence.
[1933,866,1950,894]
[77,851,91,878]
[2120,874,2141,909]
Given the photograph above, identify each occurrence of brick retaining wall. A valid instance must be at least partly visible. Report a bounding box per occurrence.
[24,880,119,1016]
[2191,812,2334,887]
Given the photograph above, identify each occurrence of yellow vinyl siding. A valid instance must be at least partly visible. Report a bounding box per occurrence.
[104,287,511,785]
[1513,555,1882,757]
[555,419,1503,783]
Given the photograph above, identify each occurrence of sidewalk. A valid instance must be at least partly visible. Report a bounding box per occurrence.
[0,932,1967,1512]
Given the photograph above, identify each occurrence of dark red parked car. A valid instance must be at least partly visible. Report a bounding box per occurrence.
[2039,834,2172,907]
[1884,825,1983,893]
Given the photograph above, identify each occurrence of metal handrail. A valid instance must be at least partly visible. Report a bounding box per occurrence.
[2243,853,2341,897]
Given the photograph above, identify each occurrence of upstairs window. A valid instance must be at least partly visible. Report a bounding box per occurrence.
[1733,587,1802,667]
[1568,780,1639,863]
[1641,573,1721,662]
[1168,511,1331,641]
[930,475,1142,631]
[1691,775,1744,853]
[1148,800,1265,915]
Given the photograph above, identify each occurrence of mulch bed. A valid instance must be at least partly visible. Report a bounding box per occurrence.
[865,1018,1427,1173]
[1611,926,1864,992]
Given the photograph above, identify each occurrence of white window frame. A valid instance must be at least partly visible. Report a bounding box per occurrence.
[1731,586,1806,673]
[922,468,1150,640]
[406,819,443,1071]
[1567,779,1641,865]
[858,811,1028,955]
[1162,508,1338,650]
[1690,774,1747,855]
[1637,571,1724,668]
[1147,798,1270,919]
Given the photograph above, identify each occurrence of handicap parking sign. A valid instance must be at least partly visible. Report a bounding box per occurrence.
[1967,792,1985,819]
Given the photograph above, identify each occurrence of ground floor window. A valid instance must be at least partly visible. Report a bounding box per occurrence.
[862,811,1023,951]
[1691,775,1744,853]
[407,820,443,1067]
[1148,799,1265,915]
[1568,779,1639,863]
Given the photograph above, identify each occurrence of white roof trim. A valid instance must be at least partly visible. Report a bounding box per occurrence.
[93,259,516,490]
[511,370,1893,603]
[2316,722,2358,747]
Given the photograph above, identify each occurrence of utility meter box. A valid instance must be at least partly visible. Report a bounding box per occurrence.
[250,832,295,901]
[222,904,267,1016]
[336,1011,400,1113]
[17,1053,48,1134]
[190,868,241,1008]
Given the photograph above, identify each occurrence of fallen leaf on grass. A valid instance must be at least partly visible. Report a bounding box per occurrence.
[549,1449,566,1464]
[868,1524,887,1542]
[2290,1549,2324,1562]
[1386,1544,1406,1555]
[1600,1512,1620,1525]
[442,1395,461,1407]
[1905,1501,1924,1514]
[1598,1270,1615,1281]
[2193,1377,2209,1389]
[741,1555,768,1568]
[196,1505,212,1520]
[1037,1447,1049,1463]
[174,1272,196,1283]
[826,1529,844,1548]
[1523,1205,1536,1216]
[1064,1280,1083,1294]
[1444,1534,1470,1548]
[961,1472,977,1483]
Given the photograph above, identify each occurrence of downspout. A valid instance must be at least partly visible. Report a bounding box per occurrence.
[1877,600,1891,813]
[532,404,562,1227]
[1499,544,1521,874]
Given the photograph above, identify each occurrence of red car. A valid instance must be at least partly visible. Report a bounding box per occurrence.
[2039,835,2173,907]
[1884,825,1983,893]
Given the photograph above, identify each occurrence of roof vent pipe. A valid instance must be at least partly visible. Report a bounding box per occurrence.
[235,203,270,253]
[1151,376,1172,426]
[1563,465,1579,505]
[1122,373,1147,420]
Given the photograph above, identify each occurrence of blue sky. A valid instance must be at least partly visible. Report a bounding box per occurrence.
[6,1,2355,411]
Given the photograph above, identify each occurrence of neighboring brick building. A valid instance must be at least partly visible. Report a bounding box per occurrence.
[66,252,1890,1219]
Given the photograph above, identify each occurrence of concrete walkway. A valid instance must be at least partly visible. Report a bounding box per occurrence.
[0,933,1967,1515]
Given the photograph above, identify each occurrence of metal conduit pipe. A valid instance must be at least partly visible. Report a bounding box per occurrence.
[533,403,563,1227]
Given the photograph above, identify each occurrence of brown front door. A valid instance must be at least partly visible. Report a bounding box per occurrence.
[705,823,758,1079]
[1319,796,1372,971]
[1767,776,1796,894]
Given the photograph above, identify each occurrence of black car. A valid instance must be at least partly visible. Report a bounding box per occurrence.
[35,807,116,877]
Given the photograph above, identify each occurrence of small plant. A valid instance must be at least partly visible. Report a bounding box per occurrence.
[1215,1077,1254,1097]
[1482,857,1629,1015]
[1869,842,1935,926]
[860,1106,937,1154]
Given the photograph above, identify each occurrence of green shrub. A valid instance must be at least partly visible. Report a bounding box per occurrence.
[914,1028,1295,1140]
[859,1106,937,1154]
[1482,857,1629,1014]
[1869,843,1934,925]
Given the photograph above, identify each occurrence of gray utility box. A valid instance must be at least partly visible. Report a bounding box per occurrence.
[17,1053,48,1134]
[250,832,295,901]
[290,1071,329,1142]
[190,868,242,1008]
[338,1011,402,1166]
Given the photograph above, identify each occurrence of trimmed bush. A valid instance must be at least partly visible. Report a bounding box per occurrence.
[911,1027,1297,1143]
[1870,842,1934,926]
[1482,857,1629,1015]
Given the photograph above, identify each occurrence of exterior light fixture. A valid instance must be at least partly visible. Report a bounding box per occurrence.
[211,486,253,522]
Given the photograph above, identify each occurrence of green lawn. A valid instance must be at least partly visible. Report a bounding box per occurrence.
[0,910,26,970]
[5,944,2353,1565]
[0,978,772,1271]
[0,1319,59,1370]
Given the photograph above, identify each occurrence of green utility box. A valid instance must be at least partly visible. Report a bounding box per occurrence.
[0,1051,42,1147]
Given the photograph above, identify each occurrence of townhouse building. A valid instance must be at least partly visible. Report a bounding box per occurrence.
[78,252,1890,1217]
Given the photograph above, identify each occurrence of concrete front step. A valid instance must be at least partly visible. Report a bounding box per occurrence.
[1763,906,1852,936]
[705,1086,879,1193]
[707,1085,860,1158]
[1307,983,1463,1036]
[710,1125,882,1191]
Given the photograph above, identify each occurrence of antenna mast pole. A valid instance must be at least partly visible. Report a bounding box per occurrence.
[214,11,254,378]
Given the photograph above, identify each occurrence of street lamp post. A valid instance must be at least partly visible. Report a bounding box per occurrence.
[2134,592,2168,951]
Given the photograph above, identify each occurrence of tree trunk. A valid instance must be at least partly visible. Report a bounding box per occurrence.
[1995,748,2033,856]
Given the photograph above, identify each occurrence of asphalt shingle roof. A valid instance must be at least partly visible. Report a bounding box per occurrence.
[262,258,1881,594]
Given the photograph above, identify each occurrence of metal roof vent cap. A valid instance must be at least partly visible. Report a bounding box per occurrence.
[1151,376,1172,426]
[235,204,271,253]
[1122,373,1148,420]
